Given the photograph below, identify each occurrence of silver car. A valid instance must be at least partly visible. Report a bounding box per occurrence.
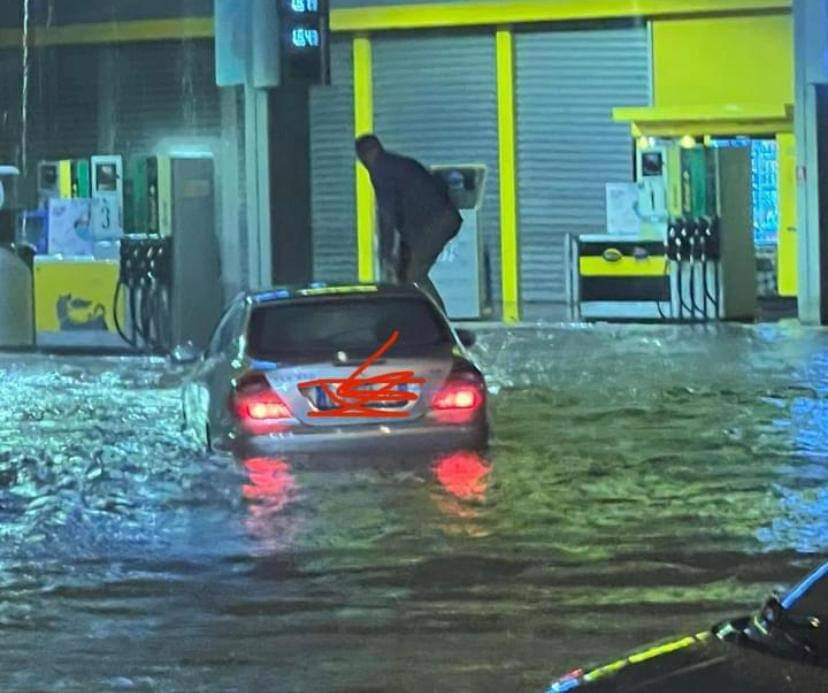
[180,283,489,455]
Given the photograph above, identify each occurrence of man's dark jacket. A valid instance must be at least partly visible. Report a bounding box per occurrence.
[368,150,462,263]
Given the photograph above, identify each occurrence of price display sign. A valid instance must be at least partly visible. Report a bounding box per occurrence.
[278,0,330,85]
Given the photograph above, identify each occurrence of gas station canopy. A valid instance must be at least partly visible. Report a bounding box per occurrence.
[613,103,794,137]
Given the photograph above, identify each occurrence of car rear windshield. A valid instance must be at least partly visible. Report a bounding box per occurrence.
[247,296,452,360]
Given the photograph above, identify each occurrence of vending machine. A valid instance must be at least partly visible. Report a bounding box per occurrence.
[428,164,488,319]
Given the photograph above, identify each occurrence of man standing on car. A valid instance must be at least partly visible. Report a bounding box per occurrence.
[356,134,462,313]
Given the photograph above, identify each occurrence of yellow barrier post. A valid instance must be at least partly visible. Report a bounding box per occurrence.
[353,36,376,283]
[777,132,798,296]
[496,28,520,322]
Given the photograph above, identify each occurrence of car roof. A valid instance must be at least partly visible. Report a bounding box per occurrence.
[246,282,429,306]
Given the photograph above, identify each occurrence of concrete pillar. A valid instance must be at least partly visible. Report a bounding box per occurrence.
[218,87,244,300]
[216,0,275,293]
[243,85,273,291]
[793,0,828,323]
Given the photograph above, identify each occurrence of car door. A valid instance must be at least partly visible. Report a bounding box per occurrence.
[184,297,247,447]
[203,298,249,444]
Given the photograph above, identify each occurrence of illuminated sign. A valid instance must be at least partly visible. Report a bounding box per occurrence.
[278,0,329,85]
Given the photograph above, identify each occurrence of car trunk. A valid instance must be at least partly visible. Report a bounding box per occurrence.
[265,357,453,427]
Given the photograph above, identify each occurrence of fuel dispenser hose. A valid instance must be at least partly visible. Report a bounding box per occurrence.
[112,279,136,348]
[114,237,173,354]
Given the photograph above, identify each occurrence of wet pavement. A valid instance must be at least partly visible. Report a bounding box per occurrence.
[1,323,827,691]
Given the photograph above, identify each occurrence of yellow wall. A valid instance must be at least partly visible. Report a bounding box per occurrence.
[652,14,793,109]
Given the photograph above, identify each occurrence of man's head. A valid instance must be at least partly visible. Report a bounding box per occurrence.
[356,134,383,168]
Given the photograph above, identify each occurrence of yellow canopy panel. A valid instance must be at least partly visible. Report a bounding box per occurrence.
[612,104,793,137]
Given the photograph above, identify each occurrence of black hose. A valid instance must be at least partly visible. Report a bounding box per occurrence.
[714,264,721,320]
[128,281,140,345]
[676,258,683,321]
[140,281,153,352]
[701,252,709,321]
[702,256,720,319]
[656,258,671,321]
[149,279,166,353]
[113,279,136,347]
[689,249,698,321]
[147,280,161,353]
[676,254,694,320]
[157,284,172,352]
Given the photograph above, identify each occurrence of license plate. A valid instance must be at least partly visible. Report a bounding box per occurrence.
[312,383,419,411]
[314,386,335,410]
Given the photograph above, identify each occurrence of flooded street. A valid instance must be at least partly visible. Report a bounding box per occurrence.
[1,324,827,691]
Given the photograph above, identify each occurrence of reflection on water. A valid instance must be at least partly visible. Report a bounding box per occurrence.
[433,451,491,501]
[0,323,827,690]
[242,457,296,505]
[241,457,300,553]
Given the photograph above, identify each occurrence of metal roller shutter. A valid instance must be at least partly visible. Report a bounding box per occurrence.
[372,33,501,313]
[516,26,650,316]
[310,38,356,284]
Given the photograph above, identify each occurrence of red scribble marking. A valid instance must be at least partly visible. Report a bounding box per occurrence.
[298,330,426,418]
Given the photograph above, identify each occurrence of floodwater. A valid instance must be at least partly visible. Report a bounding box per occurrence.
[1,323,827,691]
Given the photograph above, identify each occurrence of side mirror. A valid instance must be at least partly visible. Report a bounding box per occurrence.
[456,328,476,348]
[170,342,203,365]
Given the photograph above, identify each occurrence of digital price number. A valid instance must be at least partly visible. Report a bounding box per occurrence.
[278,0,329,84]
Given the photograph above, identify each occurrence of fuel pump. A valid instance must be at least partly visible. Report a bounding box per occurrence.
[91,155,125,240]
[37,161,60,209]
[69,159,91,198]
[573,136,755,324]
[115,154,222,354]
[667,144,711,321]
[665,143,754,322]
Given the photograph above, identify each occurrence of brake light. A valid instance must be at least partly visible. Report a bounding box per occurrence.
[231,373,293,433]
[431,375,485,424]
[433,386,480,410]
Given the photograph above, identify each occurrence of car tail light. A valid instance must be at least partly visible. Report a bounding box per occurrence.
[231,372,293,434]
[431,373,486,424]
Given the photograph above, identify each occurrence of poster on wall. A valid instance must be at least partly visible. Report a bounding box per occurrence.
[47,198,94,256]
[605,183,641,236]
